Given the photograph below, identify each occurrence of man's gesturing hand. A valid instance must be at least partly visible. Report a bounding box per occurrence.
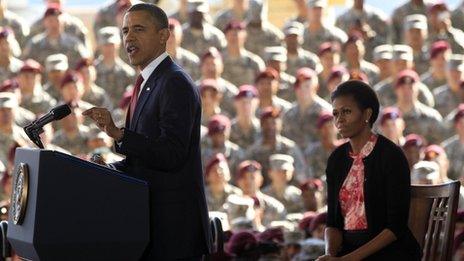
[83,107,123,142]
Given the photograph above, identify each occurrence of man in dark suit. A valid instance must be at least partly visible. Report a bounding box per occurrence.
[83,3,212,260]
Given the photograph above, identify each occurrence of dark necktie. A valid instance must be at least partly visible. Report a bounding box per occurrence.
[128,74,144,124]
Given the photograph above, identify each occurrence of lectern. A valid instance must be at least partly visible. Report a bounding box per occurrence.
[6,148,150,261]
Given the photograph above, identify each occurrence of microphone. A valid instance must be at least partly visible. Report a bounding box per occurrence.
[24,104,71,148]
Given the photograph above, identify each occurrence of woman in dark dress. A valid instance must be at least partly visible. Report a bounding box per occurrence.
[317,80,421,260]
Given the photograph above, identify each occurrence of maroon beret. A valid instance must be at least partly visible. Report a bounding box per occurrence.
[428,0,448,13]
[204,153,227,177]
[168,18,181,30]
[200,78,219,93]
[395,69,419,88]
[299,178,323,191]
[0,79,19,92]
[294,67,317,89]
[75,58,93,71]
[226,231,259,256]
[316,111,334,129]
[424,144,445,161]
[454,104,464,124]
[318,41,340,56]
[236,160,262,180]
[20,59,42,74]
[380,107,402,126]
[258,227,284,244]
[201,47,222,63]
[255,67,279,83]
[260,106,281,121]
[224,20,245,33]
[430,40,450,59]
[60,71,82,89]
[298,211,317,231]
[328,65,349,82]
[44,3,62,18]
[235,84,258,100]
[207,114,231,136]
[403,134,425,149]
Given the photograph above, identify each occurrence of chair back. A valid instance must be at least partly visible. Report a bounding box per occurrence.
[210,217,224,254]
[408,181,460,261]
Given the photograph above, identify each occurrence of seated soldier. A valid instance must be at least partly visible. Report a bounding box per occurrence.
[402,133,426,169]
[204,153,242,212]
[199,79,228,126]
[442,105,464,180]
[299,179,325,212]
[262,154,304,214]
[423,144,451,184]
[378,107,406,146]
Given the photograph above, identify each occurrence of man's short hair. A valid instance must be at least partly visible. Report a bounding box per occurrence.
[126,3,168,30]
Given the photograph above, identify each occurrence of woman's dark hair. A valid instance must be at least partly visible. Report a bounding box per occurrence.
[127,3,168,30]
[331,80,379,127]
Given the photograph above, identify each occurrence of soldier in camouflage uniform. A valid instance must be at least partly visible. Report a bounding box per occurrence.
[244,0,284,59]
[317,42,342,99]
[428,2,464,54]
[230,85,261,150]
[75,58,114,111]
[340,34,380,85]
[28,2,91,51]
[335,0,389,45]
[394,69,445,144]
[52,106,90,156]
[0,28,22,84]
[451,1,464,33]
[202,114,244,175]
[420,40,450,92]
[372,45,393,84]
[59,71,94,113]
[377,107,406,146]
[86,127,122,164]
[282,68,332,149]
[433,55,464,117]
[255,68,292,117]
[0,81,35,127]
[245,107,306,186]
[22,5,89,69]
[283,21,321,77]
[204,153,242,212]
[180,1,226,57]
[17,59,56,115]
[375,45,434,108]
[235,160,286,227]
[0,92,30,166]
[263,46,296,102]
[262,154,304,214]
[197,47,238,117]
[304,112,339,180]
[0,0,29,48]
[166,18,201,81]
[42,53,68,101]
[441,106,464,180]
[94,26,136,108]
[199,79,229,126]
[391,0,429,44]
[221,20,265,87]
[302,0,347,54]
[214,0,250,31]
[404,14,430,75]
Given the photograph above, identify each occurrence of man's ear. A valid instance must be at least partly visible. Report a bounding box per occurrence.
[159,28,170,44]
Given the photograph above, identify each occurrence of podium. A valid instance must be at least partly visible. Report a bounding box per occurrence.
[6,148,150,261]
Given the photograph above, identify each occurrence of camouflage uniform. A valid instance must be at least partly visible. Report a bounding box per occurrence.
[335,5,389,44]
[414,48,430,76]
[22,33,89,69]
[214,8,248,32]
[245,23,284,59]
[230,118,261,150]
[391,1,429,44]
[14,107,35,128]
[94,57,136,107]
[0,56,22,83]
[276,72,297,102]
[93,1,120,35]
[0,125,28,166]
[428,28,464,55]
[282,97,332,147]
[302,25,347,54]
[82,84,114,111]
[451,3,464,32]
[221,50,265,87]
[201,139,245,175]
[286,48,321,77]
[256,97,292,117]
[173,47,201,81]
[51,125,90,156]
[262,185,304,214]
[433,85,463,118]
[304,141,333,179]
[0,9,29,47]
[29,12,89,49]
[401,102,446,144]
[20,88,57,115]
[254,191,286,227]
[180,23,226,57]
[196,77,238,116]
[341,60,380,85]
[420,71,447,92]
[205,184,242,212]
[442,135,464,180]
[245,135,306,186]
[374,78,435,107]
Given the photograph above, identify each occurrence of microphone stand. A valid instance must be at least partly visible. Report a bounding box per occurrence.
[23,123,45,149]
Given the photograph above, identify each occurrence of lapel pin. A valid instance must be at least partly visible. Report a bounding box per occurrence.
[146,87,150,91]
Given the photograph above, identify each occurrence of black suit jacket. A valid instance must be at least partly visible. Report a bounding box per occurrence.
[326,135,421,260]
[113,56,212,260]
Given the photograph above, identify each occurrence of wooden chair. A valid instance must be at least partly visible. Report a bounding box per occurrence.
[408,181,461,261]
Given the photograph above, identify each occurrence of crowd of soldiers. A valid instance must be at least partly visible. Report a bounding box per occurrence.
[1,0,464,259]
